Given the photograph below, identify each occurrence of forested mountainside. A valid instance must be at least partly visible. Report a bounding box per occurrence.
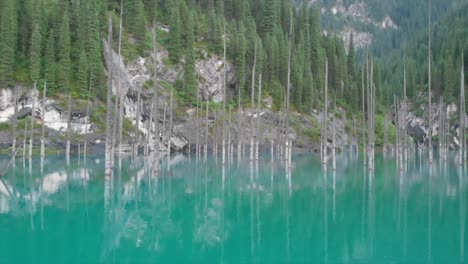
[0,0,466,146]
[379,2,468,107]
[0,0,368,113]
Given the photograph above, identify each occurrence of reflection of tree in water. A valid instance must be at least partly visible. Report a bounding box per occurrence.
[194,197,226,248]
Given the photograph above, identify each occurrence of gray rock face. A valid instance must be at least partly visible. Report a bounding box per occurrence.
[195,52,236,103]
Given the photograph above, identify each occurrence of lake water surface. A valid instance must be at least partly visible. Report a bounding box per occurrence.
[0,153,466,263]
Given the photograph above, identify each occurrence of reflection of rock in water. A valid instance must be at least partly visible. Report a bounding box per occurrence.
[194,197,226,247]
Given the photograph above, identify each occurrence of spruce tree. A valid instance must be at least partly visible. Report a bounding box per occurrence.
[30,24,42,83]
[168,3,182,63]
[0,0,17,87]
[44,30,56,94]
[57,13,71,93]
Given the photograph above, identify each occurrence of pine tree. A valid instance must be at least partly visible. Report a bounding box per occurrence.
[78,51,89,99]
[30,24,42,83]
[57,13,71,92]
[347,32,356,82]
[44,30,56,94]
[125,0,146,53]
[0,0,18,87]
[168,3,182,63]
[262,0,277,36]
[183,12,197,101]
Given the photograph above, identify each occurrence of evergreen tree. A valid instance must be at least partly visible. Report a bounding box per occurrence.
[262,0,277,36]
[30,24,42,83]
[183,12,197,100]
[57,13,71,92]
[125,0,146,53]
[168,3,182,63]
[78,51,89,99]
[44,29,56,93]
[347,32,356,82]
[0,0,18,87]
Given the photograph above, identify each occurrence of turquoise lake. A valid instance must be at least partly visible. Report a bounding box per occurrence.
[0,153,466,263]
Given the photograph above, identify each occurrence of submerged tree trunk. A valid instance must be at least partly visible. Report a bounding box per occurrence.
[105,15,114,177]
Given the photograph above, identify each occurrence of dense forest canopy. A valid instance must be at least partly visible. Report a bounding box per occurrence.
[0,0,466,114]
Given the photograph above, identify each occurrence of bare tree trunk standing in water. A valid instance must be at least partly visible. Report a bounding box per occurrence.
[134,88,141,156]
[332,97,336,171]
[322,59,328,166]
[256,74,262,161]
[66,91,71,164]
[152,22,160,172]
[237,88,242,161]
[41,81,47,158]
[12,87,18,159]
[284,8,293,166]
[168,88,173,157]
[361,64,366,162]
[222,24,227,166]
[84,77,92,160]
[428,0,433,164]
[228,105,232,162]
[105,15,114,177]
[29,82,36,160]
[117,0,124,157]
[250,40,257,161]
[460,52,465,165]
[403,51,408,164]
[205,101,209,159]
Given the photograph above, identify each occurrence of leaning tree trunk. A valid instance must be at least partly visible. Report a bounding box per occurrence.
[105,15,114,177]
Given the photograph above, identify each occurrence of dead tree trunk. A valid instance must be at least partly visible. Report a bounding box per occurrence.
[460,52,465,165]
[285,7,293,164]
[117,0,125,156]
[12,87,18,156]
[105,15,114,177]
[205,101,209,159]
[361,64,366,160]
[66,92,72,164]
[428,0,433,164]
[29,82,36,159]
[41,80,47,158]
[322,59,329,166]
[134,88,141,155]
[222,24,227,165]
[256,74,262,161]
[152,22,160,171]
[250,40,257,161]
[84,77,92,160]
[168,88,173,157]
